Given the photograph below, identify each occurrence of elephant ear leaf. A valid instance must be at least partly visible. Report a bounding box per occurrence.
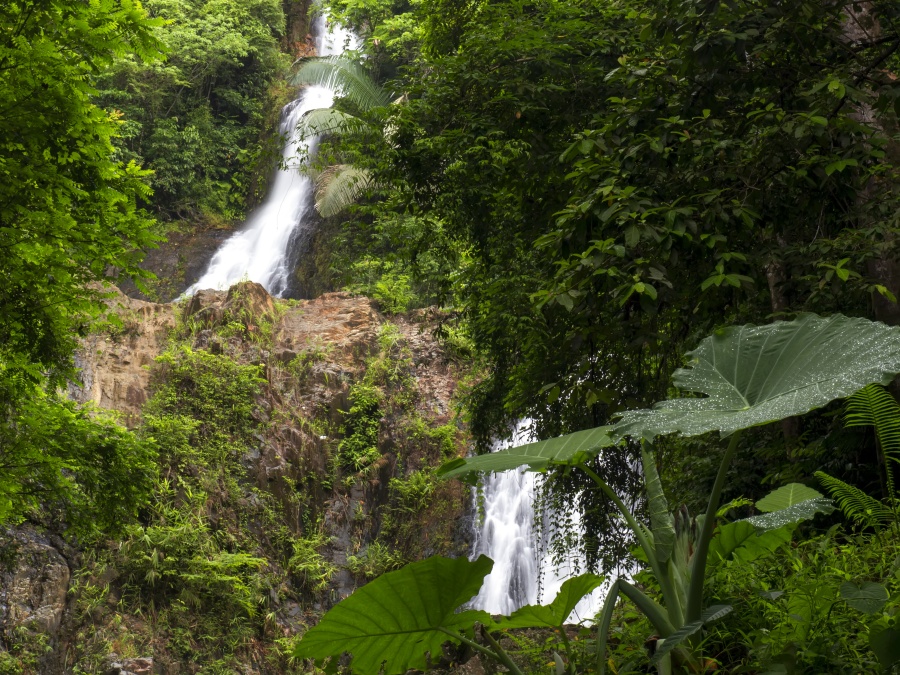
[293,556,493,675]
[755,483,824,512]
[841,581,889,615]
[741,483,834,531]
[438,427,615,483]
[495,574,605,629]
[614,314,900,440]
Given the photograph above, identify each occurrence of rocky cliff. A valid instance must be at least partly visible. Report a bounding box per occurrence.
[1,283,473,673]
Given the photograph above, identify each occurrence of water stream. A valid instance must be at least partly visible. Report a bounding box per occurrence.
[185,17,358,297]
[184,19,602,621]
[470,423,603,621]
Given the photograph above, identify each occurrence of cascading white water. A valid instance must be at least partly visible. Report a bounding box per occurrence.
[471,423,603,621]
[184,17,358,297]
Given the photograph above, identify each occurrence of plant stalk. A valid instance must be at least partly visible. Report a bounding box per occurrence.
[439,627,517,674]
[685,430,742,623]
[580,463,682,627]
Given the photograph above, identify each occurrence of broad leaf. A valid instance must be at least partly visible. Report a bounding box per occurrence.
[293,556,492,675]
[642,446,675,562]
[870,623,900,670]
[496,574,604,629]
[650,604,732,665]
[707,521,792,570]
[840,581,889,615]
[614,314,900,440]
[756,483,825,512]
[438,427,615,483]
[744,498,835,531]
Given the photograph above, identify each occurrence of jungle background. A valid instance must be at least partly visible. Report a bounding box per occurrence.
[3,0,900,672]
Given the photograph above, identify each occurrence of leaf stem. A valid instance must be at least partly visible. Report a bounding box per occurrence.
[480,625,526,675]
[579,463,682,627]
[685,430,742,623]
[439,627,524,675]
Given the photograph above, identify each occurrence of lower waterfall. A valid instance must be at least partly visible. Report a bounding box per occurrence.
[470,424,603,621]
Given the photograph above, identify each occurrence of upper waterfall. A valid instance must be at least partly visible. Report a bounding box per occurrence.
[184,17,358,298]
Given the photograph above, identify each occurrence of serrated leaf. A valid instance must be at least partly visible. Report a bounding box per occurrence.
[614,314,900,440]
[496,574,604,629]
[840,581,888,615]
[650,605,732,665]
[744,498,834,531]
[437,427,615,483]
[756,484,825,512]
[293,556,493,675]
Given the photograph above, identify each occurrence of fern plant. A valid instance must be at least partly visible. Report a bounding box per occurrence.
[815,471,894,530]
[844,383,900,501]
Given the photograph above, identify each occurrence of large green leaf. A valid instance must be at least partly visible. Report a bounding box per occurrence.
[707,521,792,570]
[870,623,900,670]
[293,556,492,675]
[438,427,615,483]
[743,498,834,531]
[614,314,900,440]
[756,483,824,512]
[495,574,604,629]
[841,581,889,615]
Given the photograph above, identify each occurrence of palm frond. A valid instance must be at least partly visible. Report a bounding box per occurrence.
[845,383,900,499]
[314,165,374,217]
[297,108,368,138]
[815,471,894,530]
[293,55,391,113]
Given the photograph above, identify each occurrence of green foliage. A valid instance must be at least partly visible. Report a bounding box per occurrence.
[0,625,51,675]
[288,530,337,593]
[845,383,900,500]
[816,471,895,530]
[435,315,900,672]
[346,258,414,314]
[338,382,383,474]
[345,541,406,580]
[0,373,157,537]
[0,0,164,533]
[295,555,495,675]
[97,0,290,220]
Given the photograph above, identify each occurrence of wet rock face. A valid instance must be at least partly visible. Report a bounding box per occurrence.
[9,281,472,673]
[68,292,177,427]
[0,526,72,672]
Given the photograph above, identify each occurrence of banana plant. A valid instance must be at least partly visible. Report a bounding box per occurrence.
[440,313,900,672]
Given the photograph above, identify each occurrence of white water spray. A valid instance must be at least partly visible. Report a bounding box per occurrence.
[185,17,358,297]
[470,423,603,622]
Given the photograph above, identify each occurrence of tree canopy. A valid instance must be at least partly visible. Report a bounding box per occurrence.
[0,0,163,534]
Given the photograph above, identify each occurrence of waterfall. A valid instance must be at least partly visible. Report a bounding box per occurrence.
[184,17,358,297]
[471,422,603,621]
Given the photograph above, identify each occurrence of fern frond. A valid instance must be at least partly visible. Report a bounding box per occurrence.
[298,108,368,138]
[314,165,375,217]
[845,383,900,500]
[815,471,893,530]
[293,55,392,113]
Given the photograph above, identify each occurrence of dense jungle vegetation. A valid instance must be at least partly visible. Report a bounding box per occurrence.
[6,0,900,672]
